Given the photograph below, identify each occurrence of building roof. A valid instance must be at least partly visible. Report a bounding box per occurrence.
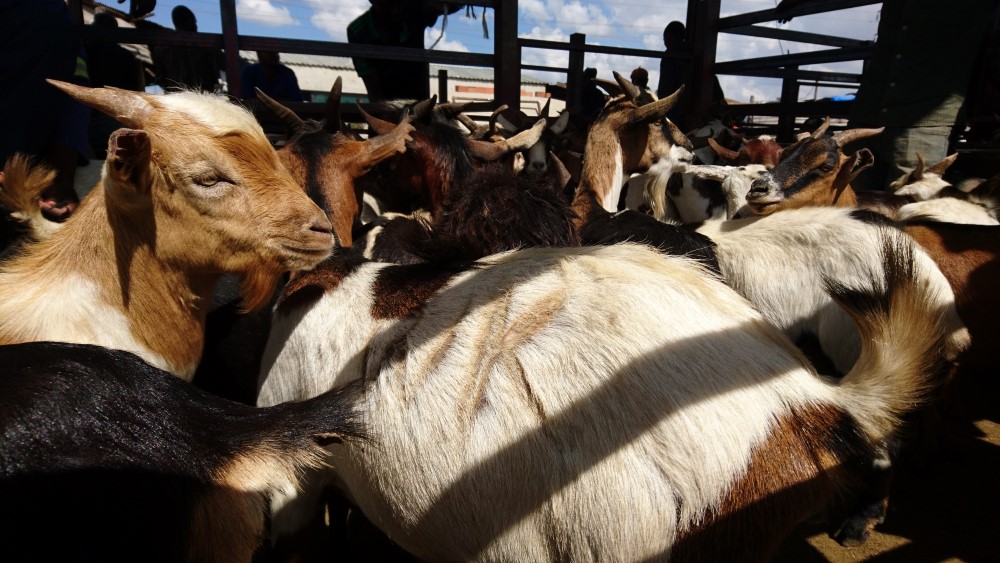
[239,51,550,86]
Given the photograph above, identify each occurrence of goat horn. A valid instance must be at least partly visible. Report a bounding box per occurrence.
[358,104,397,136]
[540,98,551,119]
[411,96,437,121]
[708,138,740,162]
[912,153,926,181]
[466,138,506,161]
[593,77,622,98]
[613,71,641,102]
[456,113,486,137]
[489,104,509,136]
[324,77,343,133]
[255,87,304,132]
[831,127,884,147]
[631,85,685,124]
[927,152,958,175]
[47,80,152,129]
[810,117,832,139]
[434,101,473,119]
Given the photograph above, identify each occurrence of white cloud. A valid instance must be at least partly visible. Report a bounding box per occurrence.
[307,0,368,42]
[237,0,297,27]
[425,29,471,52]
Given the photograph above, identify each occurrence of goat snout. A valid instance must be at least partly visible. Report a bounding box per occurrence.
[527,160,548,174]
[746,176,775,200]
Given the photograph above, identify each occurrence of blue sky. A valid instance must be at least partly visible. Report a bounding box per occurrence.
[143,0,881,102]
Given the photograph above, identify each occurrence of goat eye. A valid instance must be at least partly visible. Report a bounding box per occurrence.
[194,174,228,188]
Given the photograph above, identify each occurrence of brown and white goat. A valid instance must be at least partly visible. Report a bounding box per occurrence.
[0,81,334,380]
[255,78,416,247]
[259,234,944,562]
[744,124,884,214]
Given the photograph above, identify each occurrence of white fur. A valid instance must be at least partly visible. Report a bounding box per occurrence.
[897,199,1000,226]
[696,207,969,373]
[601,151,626,213]
[0,273,176,374]
[257,243,926,561]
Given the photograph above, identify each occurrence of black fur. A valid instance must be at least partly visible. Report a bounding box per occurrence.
[580,209,721,274]
[429,162,580,262]
[0,341,363,561]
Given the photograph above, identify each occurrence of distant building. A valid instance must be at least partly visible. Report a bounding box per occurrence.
[239,51,562,117]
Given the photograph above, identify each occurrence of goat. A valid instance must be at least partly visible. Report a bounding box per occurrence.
[892,154,1000,225]
[745,124,884,214]
[258,234,944,561]
[358,98,547,222]
[0,81,333,380]
[0,340,362,563]
[255,78,416,248]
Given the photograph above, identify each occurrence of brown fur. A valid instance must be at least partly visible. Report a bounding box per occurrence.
[902,223,1000,372]
[0,87,334,378]
[277,117,414,248]
[672,404,866,562]
[0,154,57,235]
[371,261,469,319]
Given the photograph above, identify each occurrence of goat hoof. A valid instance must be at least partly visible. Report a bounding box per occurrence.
[832,514,882,547]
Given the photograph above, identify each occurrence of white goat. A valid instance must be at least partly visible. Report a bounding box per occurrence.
[258,238,942,562]
[0,81,333,379]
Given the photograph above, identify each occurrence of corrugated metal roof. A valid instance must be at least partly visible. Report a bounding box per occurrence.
[240,50,550,85]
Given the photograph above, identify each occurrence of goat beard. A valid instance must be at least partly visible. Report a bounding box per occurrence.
[239,266,282,313]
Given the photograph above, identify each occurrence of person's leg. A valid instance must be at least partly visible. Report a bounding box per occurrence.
[889,125,952,182]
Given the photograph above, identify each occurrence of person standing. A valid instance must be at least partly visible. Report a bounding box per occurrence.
[151,5,222,92]
[847,0,1000,190]
[657,20,724,130]
[347,0,461,101]
[240,51,304,102]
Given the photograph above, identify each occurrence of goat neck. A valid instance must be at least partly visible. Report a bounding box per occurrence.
[572,82,691,224]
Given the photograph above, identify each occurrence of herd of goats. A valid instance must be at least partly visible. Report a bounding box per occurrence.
[0,71,995,562]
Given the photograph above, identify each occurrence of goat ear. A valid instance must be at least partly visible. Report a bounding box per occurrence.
[47,80,152,129]
[839,148,875,186]
[105,128,152,198]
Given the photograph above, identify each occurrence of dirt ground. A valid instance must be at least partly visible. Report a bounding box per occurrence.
[773,375,1000,563]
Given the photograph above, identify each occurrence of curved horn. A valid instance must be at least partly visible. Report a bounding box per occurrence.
[434,101,473,119]
[466,138,506,161]
[324,77,343,133]
[358,104,397,136]
[489,104,510,136]
[456,113,486,137]
[708,138,740,162]
[831,126,884,147]
[592,77,621,98]
[47,80,153,129]
[912,153,926,181]
[255,87,304,132]
[927,152,958,175]
[613,70,641,102]
[411,95,437,121]
[810,116,832,139]
[631,84,685,124]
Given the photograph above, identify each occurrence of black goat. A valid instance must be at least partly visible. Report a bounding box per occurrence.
[0,341,363,563]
